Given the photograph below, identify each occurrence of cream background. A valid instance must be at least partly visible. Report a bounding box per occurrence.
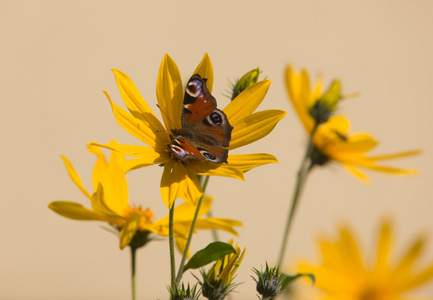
[2,1,433,299]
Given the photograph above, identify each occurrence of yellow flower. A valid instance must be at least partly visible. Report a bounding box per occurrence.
[91,53,286,208]
[285,65,420,182]
[48,141,242,250]
[298,220,433,300]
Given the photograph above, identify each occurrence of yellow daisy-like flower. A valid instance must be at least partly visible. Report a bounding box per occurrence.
[91,53,286,208]
[298,220,433,300]
[285,65,420,182]
[48,141,242,251]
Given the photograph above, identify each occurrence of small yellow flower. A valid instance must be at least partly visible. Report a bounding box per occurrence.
[48,141,242,250]
[91,53,286,208]
[298,220,433,300]
[285,65,420,182]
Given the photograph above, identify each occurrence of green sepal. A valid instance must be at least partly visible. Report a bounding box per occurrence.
[183,242,236,273]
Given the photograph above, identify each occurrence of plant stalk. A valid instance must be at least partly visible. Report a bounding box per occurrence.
[169,201,176,287]
[277,125,318,266]
[175,175,210,284]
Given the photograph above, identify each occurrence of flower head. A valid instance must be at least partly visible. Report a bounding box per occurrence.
[198,240,245,300]
[91,54,286,208]
[285,65,420,182]
[298,220,433,300]
[252,263,287,299]
[48,141,242,250]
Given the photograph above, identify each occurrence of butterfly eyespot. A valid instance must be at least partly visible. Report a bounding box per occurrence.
[186,80,202,97]
[209,112,222,125]
[200,150,217,162]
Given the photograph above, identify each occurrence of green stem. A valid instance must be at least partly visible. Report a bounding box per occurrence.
[277,125,318,266]
[130,245,137,300]
[175,175,210,284]
[169,201,176,287]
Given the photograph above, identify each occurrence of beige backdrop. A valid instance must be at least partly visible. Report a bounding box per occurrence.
[2,1,433,299]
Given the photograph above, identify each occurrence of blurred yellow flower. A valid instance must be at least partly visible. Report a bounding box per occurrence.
[48,141,242,251]
[285,65,420,182]
[298,220,433,300]
[91,53,286,208]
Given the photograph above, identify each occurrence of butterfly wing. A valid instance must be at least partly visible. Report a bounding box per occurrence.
[171,74,233,164]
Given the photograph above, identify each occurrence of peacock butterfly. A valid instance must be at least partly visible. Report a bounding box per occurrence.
[170,74,233,164]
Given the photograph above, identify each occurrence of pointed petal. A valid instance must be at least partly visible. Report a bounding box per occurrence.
[188,162,244,181]
[192,53,214,92]
[394,235,425,278]
[111,69,165,133]
[374,220,392,273]
[119,214,140,249]
[160,160,188,208]
[227,153,278,172]
[86,144,108,193]
[195,218,243,235]
[90,184,120,218]
[104,91,160,147]
[229,109,286,149]
[224,80,271,124]
[60,156,92,199]
[367,150,421,161]
[156,54,183,130]
[89,142,166,160]
[341,164,370,183]
[398,264,433,292]
[354,162,418,176]
[180,169,203,205]
[125,156,169,172]
[285,66,315,133]
[48,201,106,221]
[338,227,365,274]
[103,143,130,216]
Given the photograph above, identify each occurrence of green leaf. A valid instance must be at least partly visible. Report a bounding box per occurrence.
[183,242,236,273]
[281,273,315,290]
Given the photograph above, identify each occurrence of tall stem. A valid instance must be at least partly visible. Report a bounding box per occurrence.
[175,175,210,284]
[130,245,137,300]
[169,201,176,287]
[277,125,317,266]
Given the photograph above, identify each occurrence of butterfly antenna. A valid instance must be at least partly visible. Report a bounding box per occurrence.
[156,104,176,131]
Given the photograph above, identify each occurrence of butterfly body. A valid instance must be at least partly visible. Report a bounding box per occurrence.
[170,74,233,164]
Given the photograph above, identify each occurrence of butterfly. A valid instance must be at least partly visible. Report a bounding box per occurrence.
[170,74,233,164]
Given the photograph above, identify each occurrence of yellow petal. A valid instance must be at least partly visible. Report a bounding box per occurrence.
[394,235,425,279]
[111,69,165,133]
[285,66,315,133]
[229,109,286,149]
[227,153,278,173]
[189,162,244,181]
[374,220,392,273]
[103,144,130,216]
[48,201,106,221]
[156,54,183,131]
[60,156,92,199]
[330,133,378,157]
[192,53,214,93]
[89,142,165,159]
[341,164,370,183]
[195,218,243,235]
[398,264,433,292]
[367,149,421,161]
[90,184,119,218]
[125,156,169,173]
[160,160,187,208]
[175,236,188,255]
[179,168,203,205]
[119,214,140,249]
[224,80,271,125]
[104,91,159,147]
[86,144,108,194]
